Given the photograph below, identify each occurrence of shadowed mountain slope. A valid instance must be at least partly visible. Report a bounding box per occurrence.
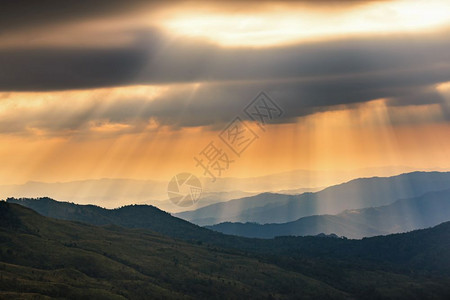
[176,172,450,225]
[2,202,450,299]
[206,188,450,239]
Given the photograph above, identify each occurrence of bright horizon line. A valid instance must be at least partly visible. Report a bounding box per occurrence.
[3,165,449,186]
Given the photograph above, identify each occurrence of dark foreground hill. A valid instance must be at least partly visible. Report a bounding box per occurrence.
[0,202,345,299]
[2,201,450,299]
[6,197,213,240]
[207,188,450,239]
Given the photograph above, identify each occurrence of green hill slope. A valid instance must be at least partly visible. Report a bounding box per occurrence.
[0,202,346,299]
[2,201,450,299]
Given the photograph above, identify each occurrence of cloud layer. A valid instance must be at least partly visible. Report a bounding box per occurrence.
[1,1,450,134]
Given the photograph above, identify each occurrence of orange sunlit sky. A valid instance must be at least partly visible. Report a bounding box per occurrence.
[1,0,450,192]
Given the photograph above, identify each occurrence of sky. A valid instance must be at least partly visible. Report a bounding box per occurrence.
[1,0,450,187]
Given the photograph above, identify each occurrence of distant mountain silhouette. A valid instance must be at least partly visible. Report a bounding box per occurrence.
[207,188,450,239]
[0,178,256,212]
[176,172,450,225]
[0,166,426,211]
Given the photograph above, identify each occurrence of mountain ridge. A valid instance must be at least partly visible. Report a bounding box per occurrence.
[206,188,450,238]
[177,171,450,225]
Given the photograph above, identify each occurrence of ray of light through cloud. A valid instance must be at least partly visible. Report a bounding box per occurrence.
[0,0,449,211]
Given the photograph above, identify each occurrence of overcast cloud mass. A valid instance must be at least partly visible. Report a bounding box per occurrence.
[1,1,450,133]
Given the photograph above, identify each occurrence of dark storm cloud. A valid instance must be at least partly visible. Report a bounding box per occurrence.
[1,1,450,131]
[0,46,144,91]
[0,0,157,34]
[1,72,448,137]
[0,29,162,91]
[0,0,379,34]
[135,69,450,128]
[1,31,450,130]
[2,28,450,91]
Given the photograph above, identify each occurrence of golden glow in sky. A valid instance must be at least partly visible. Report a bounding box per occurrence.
[0,0,450,202]
[0,85,449,186]
[161,0,450,46]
